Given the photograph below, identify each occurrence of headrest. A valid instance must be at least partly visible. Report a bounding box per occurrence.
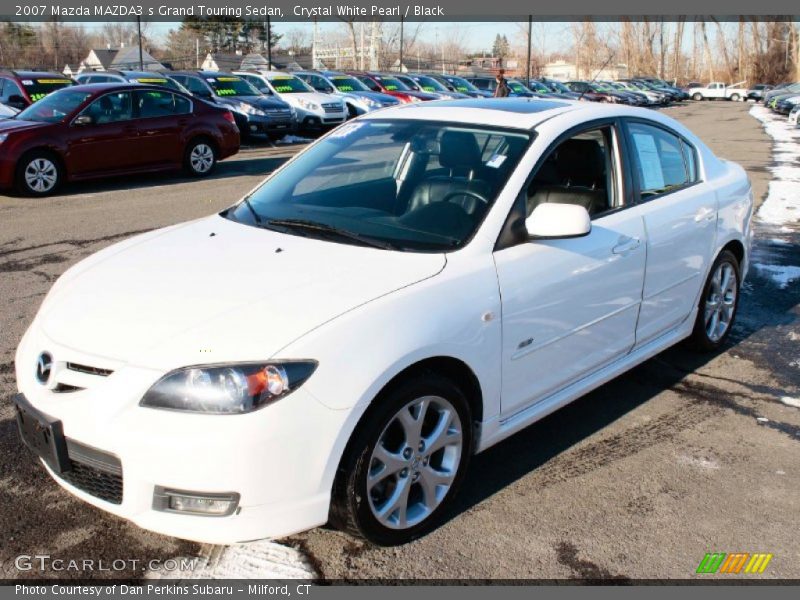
[555,138,604,184]
[439,131,482,171]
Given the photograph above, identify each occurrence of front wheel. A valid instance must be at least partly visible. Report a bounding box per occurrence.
[16,151,62,196]
[692,92,703,101]
[688,250,740,351]
[184,139,216,177]
[330,373,473,545]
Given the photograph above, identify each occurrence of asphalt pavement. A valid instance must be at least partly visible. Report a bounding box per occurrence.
[1,103,798,581]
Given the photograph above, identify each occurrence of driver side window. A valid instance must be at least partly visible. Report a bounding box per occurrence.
[526,126,619,219]
[80,91,133,124]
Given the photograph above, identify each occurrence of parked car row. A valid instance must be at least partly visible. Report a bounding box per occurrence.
[762,81,800,123]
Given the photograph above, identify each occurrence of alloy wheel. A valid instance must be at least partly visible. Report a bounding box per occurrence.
[705,262,738,342]
[367,395,463,530]
[189,144,214,173]
[24,158,58,193]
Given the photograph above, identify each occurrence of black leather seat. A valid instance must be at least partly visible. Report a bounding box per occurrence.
[406,131,490,216]
[527,138,609,216]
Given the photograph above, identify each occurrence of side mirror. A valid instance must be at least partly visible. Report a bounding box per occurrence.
[73,114,94,126]
[324,87,335,93]
[525,203,591,239]
[8,94,26,109]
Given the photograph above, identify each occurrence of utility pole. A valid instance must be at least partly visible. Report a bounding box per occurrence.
[196,38,199,69]
[399,16,404,73]
[360,21,364,70]
[312,18,318,69]
[136,16,143,70]
[266,16,272,69]
[526,15,532,84]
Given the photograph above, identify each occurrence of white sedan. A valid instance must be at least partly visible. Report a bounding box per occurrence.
[14,98,752,546]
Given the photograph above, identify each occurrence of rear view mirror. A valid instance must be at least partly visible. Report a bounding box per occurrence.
[73,114,93,126]
[525,203,591,239]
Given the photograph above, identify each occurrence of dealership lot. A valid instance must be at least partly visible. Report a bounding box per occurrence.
[1,102,798,580]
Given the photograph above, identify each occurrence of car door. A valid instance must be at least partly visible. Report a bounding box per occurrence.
[132,90,190,166]
[623,120,716,348]
[65,90,141,176]
[494,123,647,417]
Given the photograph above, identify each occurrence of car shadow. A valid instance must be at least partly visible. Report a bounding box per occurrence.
[0,156,292,199]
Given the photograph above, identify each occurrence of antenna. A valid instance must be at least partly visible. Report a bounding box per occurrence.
[578,52,615,102]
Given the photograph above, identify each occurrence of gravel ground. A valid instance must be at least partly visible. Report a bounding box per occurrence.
[0,103,798,582]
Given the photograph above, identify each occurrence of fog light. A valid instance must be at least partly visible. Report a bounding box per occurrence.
[250,124,258,131]
[153,486,239,516]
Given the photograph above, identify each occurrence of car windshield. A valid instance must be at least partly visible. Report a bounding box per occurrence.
[528,82,551,93]
[16,89,91,123]
[377,76,411,91]
[548,81,571,93]
[225,119,532,252]
[20,77,74,102]
[413,76,447,92]
[270,76,312,93]
[446,77,479,93]
[328,75,369,92]
[508,81,529,93]
[208,76,260,97]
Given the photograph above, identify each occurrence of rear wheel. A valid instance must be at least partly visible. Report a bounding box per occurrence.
[184,139,216,177]
[730,93,740,102]
[688,250,740,351]
[16,151,62,197]
[330,373,473,545]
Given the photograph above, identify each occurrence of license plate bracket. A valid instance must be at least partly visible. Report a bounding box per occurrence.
[13,394,71,474]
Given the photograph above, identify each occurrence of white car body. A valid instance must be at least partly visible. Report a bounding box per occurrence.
[688,82,748,101]
[15,99,753,544]
[0,102,18,118]
[790,104,800,126]
[235,71,347,128]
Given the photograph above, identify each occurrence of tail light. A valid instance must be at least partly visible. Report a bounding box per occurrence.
[223,111,236,124]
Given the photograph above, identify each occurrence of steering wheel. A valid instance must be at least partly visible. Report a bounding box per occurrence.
[441,189,489,207]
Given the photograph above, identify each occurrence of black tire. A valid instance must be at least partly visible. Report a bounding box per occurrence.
[730,93,740,102]
[330,372,474,546]
[15,150,63,197]
[183,138,217,177]
[688,250,741,351]
[692,92,703,101]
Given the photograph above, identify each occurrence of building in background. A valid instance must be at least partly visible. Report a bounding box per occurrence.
[542,60,629,81]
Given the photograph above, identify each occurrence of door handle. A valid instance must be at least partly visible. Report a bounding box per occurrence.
[612,236,641,255]
[694,207,716,222]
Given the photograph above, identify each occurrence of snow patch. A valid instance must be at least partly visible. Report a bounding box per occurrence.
[780,396,800,408]
[145,541,315,580]
[679,455,720,470]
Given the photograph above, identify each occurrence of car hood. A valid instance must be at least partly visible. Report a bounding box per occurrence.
[217,95,290,110]
[0,118,51,133]
[283,92,342,107]
[38,215,446,370]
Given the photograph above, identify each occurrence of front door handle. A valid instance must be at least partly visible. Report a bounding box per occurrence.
[694,207,716,222]
[612,236,641,255]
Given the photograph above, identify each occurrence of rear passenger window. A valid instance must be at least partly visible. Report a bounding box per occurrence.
[628,123,696,199]
[136,91,191,118]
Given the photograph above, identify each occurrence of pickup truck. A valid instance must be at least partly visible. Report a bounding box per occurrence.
[687,82,748,101]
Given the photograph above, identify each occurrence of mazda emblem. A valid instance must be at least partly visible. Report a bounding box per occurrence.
[36,352,53,385]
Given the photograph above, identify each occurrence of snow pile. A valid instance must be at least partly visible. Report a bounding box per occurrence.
[749,104,800,228]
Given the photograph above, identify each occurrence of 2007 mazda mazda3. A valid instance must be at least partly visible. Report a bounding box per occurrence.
[14,98,752,546]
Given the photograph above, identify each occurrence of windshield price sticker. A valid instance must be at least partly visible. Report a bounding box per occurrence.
[486,154,507,169]
[330,122,364,139]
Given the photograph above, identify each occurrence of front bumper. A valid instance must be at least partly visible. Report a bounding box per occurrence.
[232,112,296,136]
[14,326,350,544]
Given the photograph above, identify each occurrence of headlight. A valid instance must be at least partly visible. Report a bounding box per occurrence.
[363,96,380,108]
[236,103,266,117]
[297,99,320,111]
[140,361,317,414]
[407,96,421,103]
[0,133,8,144]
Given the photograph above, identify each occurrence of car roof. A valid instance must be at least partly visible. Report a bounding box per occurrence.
[69,82,180,94]
[4,70,68,79]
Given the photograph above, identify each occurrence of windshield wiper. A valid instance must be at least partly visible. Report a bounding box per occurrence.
[266,218,399,250]
[241,197,262,224]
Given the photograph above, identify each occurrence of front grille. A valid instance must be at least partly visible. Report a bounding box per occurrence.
[66,362,113,377]
[322,103,342,113]
[58,440,123,504]
[266,109,292,121]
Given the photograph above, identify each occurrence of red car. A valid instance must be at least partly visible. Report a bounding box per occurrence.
[347,72,438,103]
[0,70,75,109]
[0,83,240,196]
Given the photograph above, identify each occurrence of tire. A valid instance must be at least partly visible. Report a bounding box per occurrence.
[730,93,740,102]
[330,372,474,546]
[183,138,216,177]
[688,250,741,351]
[15,150,62,197]
[692,92,703,101]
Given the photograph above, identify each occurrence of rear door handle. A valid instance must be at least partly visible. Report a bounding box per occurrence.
[694,207,716,222]
[612,236,641,255]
